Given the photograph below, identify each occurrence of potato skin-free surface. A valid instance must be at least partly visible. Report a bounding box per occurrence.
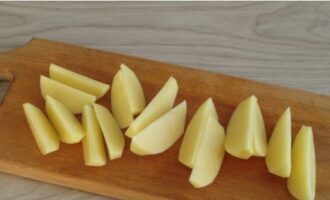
[120,64,145,115]
[40,75,96,114]
[50,63,110,99]
[130,101,187,155]
[179,98,218,168]
[125,77,178,138]
[23,103,60,155]
[94,103,125,160]
[225,95,267,159]
[287,126,315,200]
[266,108,291,178]
[82,105,106,166]
[45,95,85,144]
[189,117,225,188]
[111,71,134,128]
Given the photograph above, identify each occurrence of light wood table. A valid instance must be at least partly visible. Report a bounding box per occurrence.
[0,2,329,199]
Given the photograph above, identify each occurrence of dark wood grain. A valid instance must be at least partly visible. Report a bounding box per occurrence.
[0,38,329,200]
[0,2,330,200]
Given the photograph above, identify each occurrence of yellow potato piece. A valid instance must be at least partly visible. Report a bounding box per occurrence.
[23,103,60,155]
[111,71,134,128]
[266,107,291,177]
[189,117,225,188]
[120,64,146,115]
[225,96,255,159]
[225,95,267,159]
[130,101,187,156]
[179,98,218,168]
[82,105,107,166]
[40,75,96,114]
[125,77,178,138]
[49,63,110,99]
[45,95,85,144]
[93,104,125,160]
[287,126,315,200]
[111,65,146,128]
[253,101,267,156]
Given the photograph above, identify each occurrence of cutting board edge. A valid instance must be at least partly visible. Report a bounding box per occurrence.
[0,159,167,200]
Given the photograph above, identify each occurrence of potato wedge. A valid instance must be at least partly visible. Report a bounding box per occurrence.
[179,98,218,168]
[94,103,125,160]
[110,64,145,128]
[130,101,187,155]
[125,77,178,138]
[49,63,110,99]
[266,107,291,177]
[82,105,107,166]
[189,117,225,188]
[40,75,96,114]
[225,95,267,159]
[120,64,145,114]
[23,103,59,155]
[287,126,315,200]
[45,95,85,144]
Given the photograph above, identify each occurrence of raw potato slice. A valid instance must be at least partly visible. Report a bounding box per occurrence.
[287,126,315,200]
[225,96,254,159]
[49,63,110,99]
[125,77,178,138]
[120,64,146,114]
[40,75,96,114]
[94,104,125,160]
[189,117,225,188]
[111,71,133,128]
[130,101,187,156]
[266,107,291,177]
[111,64,146,128]
[253,101,267,156]
[45,95,85,144]
[23,103,60,155]
[82,105,107,166]
[179,98,218,168]
[225,95,267,159]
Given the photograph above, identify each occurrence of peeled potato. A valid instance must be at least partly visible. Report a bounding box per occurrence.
[111,71,133,128]
[225,95,267,159]
[82,105,107,166]
[189,116,225,188]
[130,101,187,156]
[120,64,146,114]
[179,98,218,168]
[266,107,291,177]
[23,103,60,155]
[45,95,85,144]
[125,77,178,138]
[94,103,125,160]
[111,64,146,128]
[49,63,110,99]
[40,75,96,114]
[287,126,315,200]
[253,102,267,156]
[225,96,255,159]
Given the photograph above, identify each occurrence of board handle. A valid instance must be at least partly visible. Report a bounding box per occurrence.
[0,68,14,105]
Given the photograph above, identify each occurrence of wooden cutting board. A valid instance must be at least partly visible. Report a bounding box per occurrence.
[0,38,329,200]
